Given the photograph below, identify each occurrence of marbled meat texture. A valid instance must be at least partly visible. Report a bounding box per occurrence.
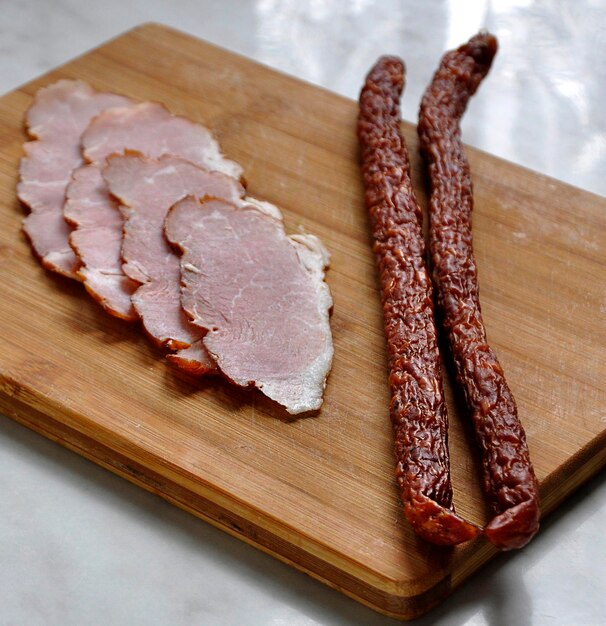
[165,196,334,414]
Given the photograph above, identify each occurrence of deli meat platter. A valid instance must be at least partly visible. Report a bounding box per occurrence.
[0,23,604,620]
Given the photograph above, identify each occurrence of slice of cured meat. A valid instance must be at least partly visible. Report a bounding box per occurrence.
[65,165,137,320]
[418,32,540,549]
[102,154,245,369]
[17,80,132,278]
[358,57,479,544]
[66,101,242,321]
[82,102,242,180]
[165,196,333,414]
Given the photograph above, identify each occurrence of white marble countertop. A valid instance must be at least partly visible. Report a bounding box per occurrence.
[1,1,605,624]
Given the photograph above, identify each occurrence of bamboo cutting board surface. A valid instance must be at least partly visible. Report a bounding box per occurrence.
[0,23,605,620]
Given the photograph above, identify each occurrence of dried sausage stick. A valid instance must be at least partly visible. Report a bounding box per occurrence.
[358,57,480,545]
[418,32,540,549]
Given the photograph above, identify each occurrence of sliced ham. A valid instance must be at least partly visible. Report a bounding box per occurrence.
[66,101,242,321]
[64,165,137,320]
[18,80,132,278]
[82,102,242,180]
[102,154,245,369]
[165,196,334,414]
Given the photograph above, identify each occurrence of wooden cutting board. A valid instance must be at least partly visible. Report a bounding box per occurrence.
[0,23,604,620]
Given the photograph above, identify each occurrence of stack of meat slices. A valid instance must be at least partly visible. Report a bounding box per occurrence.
[18,80,334,415]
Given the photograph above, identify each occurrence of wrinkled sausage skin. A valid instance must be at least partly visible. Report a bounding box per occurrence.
[358,56,479,545]
[418,32,540,550]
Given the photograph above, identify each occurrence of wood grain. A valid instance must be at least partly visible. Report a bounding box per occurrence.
[0,23,604,620]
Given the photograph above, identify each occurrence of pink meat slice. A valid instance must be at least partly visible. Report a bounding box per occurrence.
[103,154,245,370]
[64,165,137,320]
[66,101,242,321]
[83,102,243,180]
[17,80,132,278]
[165,196,334,414]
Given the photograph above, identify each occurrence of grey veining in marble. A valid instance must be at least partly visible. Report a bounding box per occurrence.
[1,1,605,625]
